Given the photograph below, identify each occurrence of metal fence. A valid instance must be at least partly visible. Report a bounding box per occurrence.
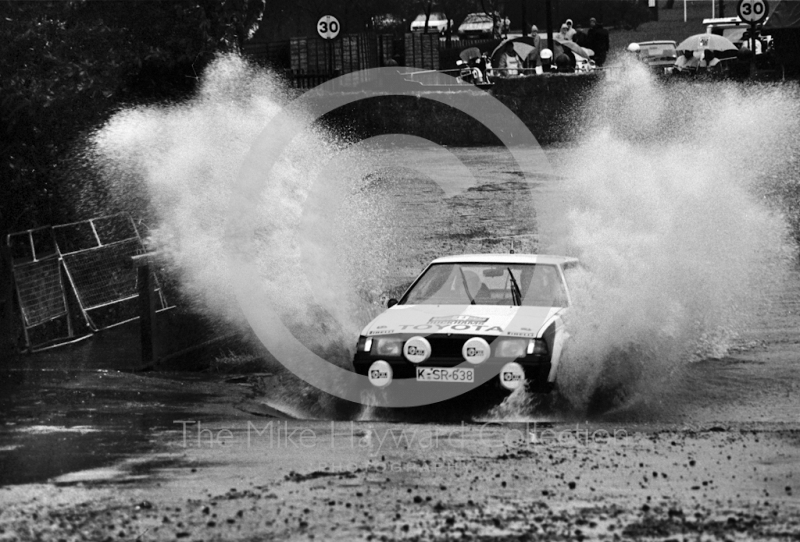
[7,214,170,350]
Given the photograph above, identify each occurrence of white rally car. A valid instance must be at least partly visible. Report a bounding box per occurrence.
[353,254,577,393]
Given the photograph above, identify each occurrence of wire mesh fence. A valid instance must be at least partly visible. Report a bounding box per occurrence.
[7,214,170,350]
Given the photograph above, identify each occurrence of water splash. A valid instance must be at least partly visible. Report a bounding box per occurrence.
[540,66,799,413]
[83,55,397,370]
[477,385,551,422]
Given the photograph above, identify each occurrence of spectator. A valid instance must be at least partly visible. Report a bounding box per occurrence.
[496,42,521,76]
[740,31,763,54]
[672,49,699,74]
[539,47,554,72]
[587,17,610,66]
[524,26,542,68]
[699,49,720,73]
[564,19,577,40]
[572,23,588,47]
[555,52,573,72]
[558,23,571,41]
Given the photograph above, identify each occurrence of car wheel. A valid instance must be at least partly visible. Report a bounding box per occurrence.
[587,345,644,414]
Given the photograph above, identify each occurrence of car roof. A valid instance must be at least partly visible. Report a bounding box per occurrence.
[430,253,579,266]
[637,40,677,46]
[703,16,743,25]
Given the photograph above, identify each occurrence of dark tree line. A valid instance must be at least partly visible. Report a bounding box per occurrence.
[1,0,265,235]
[0,0,264,355]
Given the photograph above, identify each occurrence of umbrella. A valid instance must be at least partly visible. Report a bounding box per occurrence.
[552,36,591,59]
[490,36,539,66]
[459,47,481,63]
[676,33,738,52]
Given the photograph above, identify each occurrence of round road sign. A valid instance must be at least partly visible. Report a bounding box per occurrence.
[317,15,340,40]
[737,0,769,24]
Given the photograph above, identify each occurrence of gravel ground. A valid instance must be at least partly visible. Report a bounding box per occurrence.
[1,409,799,541]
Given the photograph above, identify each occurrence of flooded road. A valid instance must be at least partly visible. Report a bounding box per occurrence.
[2,142,800,540]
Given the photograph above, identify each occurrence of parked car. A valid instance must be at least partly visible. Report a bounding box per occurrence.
[371,13,403,32]
[458,12,509,38]
[410,12,453,34]
[628,40,678,74]
[353,254,577,395]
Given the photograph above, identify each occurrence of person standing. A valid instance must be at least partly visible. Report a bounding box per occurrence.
[564,19,577,40]
[587,17,610,66]
[572,23,588,47]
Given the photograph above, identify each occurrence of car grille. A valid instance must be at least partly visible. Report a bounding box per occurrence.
[421,334,497,365]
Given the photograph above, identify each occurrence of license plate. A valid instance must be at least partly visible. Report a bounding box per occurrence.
[416,367,474,383]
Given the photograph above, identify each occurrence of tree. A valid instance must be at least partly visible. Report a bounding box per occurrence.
[481,0,505,39]
[0,0,265,354]
[419,0,433,33]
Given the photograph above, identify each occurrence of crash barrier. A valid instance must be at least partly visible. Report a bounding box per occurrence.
[288,33,381,75]
[245,34,498,84]
[7,226,73,350]
[405,32,440,70]
[7,214,170,351]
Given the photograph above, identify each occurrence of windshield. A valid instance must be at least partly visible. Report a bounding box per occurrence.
[414,13,446,22]
[401,263,568,307]
[463,13,491,24]
[640,44,676,59]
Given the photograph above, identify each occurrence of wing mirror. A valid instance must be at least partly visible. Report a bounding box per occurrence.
[387,298,398,308]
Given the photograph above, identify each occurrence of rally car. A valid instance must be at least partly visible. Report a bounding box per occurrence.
[353,254,577,393]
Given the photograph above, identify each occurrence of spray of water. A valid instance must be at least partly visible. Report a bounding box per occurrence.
[82,55,399,389]
[540,63,799,414]
[81,53,799,420]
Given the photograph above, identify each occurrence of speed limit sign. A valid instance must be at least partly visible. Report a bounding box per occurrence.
[317,15,340,40]
[737,0,769,23]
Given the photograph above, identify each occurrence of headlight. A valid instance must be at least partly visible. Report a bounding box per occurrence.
[529,339,548,356]
[357,336,373,352]
[495,339,527,358]
[374,337,403,357]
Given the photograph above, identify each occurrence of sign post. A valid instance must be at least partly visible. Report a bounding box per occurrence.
[737,0,769,76]
[318,15,340,78]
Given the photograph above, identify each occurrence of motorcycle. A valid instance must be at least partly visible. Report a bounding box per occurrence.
[456,49,494,88]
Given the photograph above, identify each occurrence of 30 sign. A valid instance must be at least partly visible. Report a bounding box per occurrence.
[317,15,340,39]
[737,0,769,24]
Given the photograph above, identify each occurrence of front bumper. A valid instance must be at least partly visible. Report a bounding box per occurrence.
[353,333,554,391]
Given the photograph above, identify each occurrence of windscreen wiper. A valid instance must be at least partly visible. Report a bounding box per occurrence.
[459,268,476,305]
[507,267,521,306]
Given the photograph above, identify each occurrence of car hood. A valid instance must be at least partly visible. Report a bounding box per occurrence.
[361,304,565,338]
[460,22,492,31]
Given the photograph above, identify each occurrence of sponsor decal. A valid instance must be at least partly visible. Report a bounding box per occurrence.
[428,315,488,326]
[462,337,491,364]
[499,362,525,390]
[505,326,538,338]
[404,336,431,363]
[368,360,393,388]
[397,324,504,333]
[369,329,395,335]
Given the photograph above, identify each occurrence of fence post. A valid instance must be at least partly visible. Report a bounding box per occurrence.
[132,253,157,367]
